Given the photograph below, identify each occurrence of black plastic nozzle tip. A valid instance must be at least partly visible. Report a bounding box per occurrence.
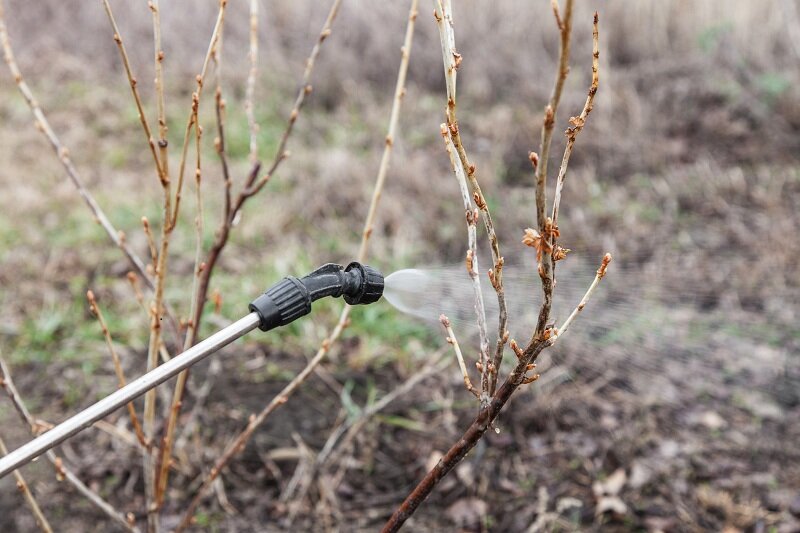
[343,262,384,305]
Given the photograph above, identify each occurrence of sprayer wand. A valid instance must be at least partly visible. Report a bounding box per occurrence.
[0,262,383,479]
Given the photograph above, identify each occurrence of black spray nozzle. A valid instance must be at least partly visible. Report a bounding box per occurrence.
[248,262,384,331]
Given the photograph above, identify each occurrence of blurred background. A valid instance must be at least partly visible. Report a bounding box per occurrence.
[0,0,798,531]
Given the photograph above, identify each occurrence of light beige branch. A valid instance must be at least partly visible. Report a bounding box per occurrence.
[0,0,152,291]
[246,0,260,164]
[357,0,417,261]
[433,0,507,395]
[439,315,479,398]
[440,124,489,399]
[0,436,53,533]
[548,253,611,345]
[243,0,343,198]
[87,290,147,448]
[0,355,139,532]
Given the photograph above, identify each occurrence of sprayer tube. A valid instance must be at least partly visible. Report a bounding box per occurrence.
[0,313,261,479]
[0,261,383,479]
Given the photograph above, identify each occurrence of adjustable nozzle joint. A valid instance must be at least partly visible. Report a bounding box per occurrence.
[248,262,384,331]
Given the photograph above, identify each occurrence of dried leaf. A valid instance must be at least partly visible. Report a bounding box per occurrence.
[446,498,487,527]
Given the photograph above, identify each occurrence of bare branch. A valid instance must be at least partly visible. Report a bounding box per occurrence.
[0,436,53,533]
[171,1,227,229]
[242,0,343,198]
[439,315,479,398]
[0,0,153,291]
[87,290,147,448]
[535,0,574,231]
[177,1,418,527]
[149,0,170,188]
[0,355,139,532]
[100,0,165,183]
[432,0,508,395]
[357,0,418,261]
[548,253,611,345]
[187,0,341,347]
[383,10,605,532]
[533,0,574,340]
[551,12,600,228]
[246,0,260,164]
[440,124,489,399]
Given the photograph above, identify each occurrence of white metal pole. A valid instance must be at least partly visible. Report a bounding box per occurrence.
[0,312,261,478]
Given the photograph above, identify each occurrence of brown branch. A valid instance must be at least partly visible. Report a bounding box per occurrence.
[176,1,417,527]
[551,12,600,228]
[187,0,341,346]
[0,355,139,532]
[533,0,574,340]
[101,0,165,184]
[149,0,170,188]
[170,1,227,230]
[535,0,574,231]
[0,436,53,533]
[383,11,604,531]
[141,3,226,527]
[382,338,548,532]
[383,252,611,531]
[87,290,147,448]
[0,0,152,291]
[154,26,222,508]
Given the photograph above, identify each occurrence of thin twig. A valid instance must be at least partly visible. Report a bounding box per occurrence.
[532,0,574,339]
[176,2,417,527]
[241,0,342,199]
[548,253,611,345]
[433,0,507,396]
[87,290,147,447]
[149,0,170,188]
[171,1,227,230]
[150,3,227,513]
[0,355,139,532]
[551,12,600,228]
[534,0,574,231]
[101,0,165,183]
[0,436,53,533]
[439,315,479,398]
[0,0,152,291]
[246,0,260,164]
[440,124,489,399]
[187,0,340,346]
[357,0,418,261]
[141,217,158,269]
